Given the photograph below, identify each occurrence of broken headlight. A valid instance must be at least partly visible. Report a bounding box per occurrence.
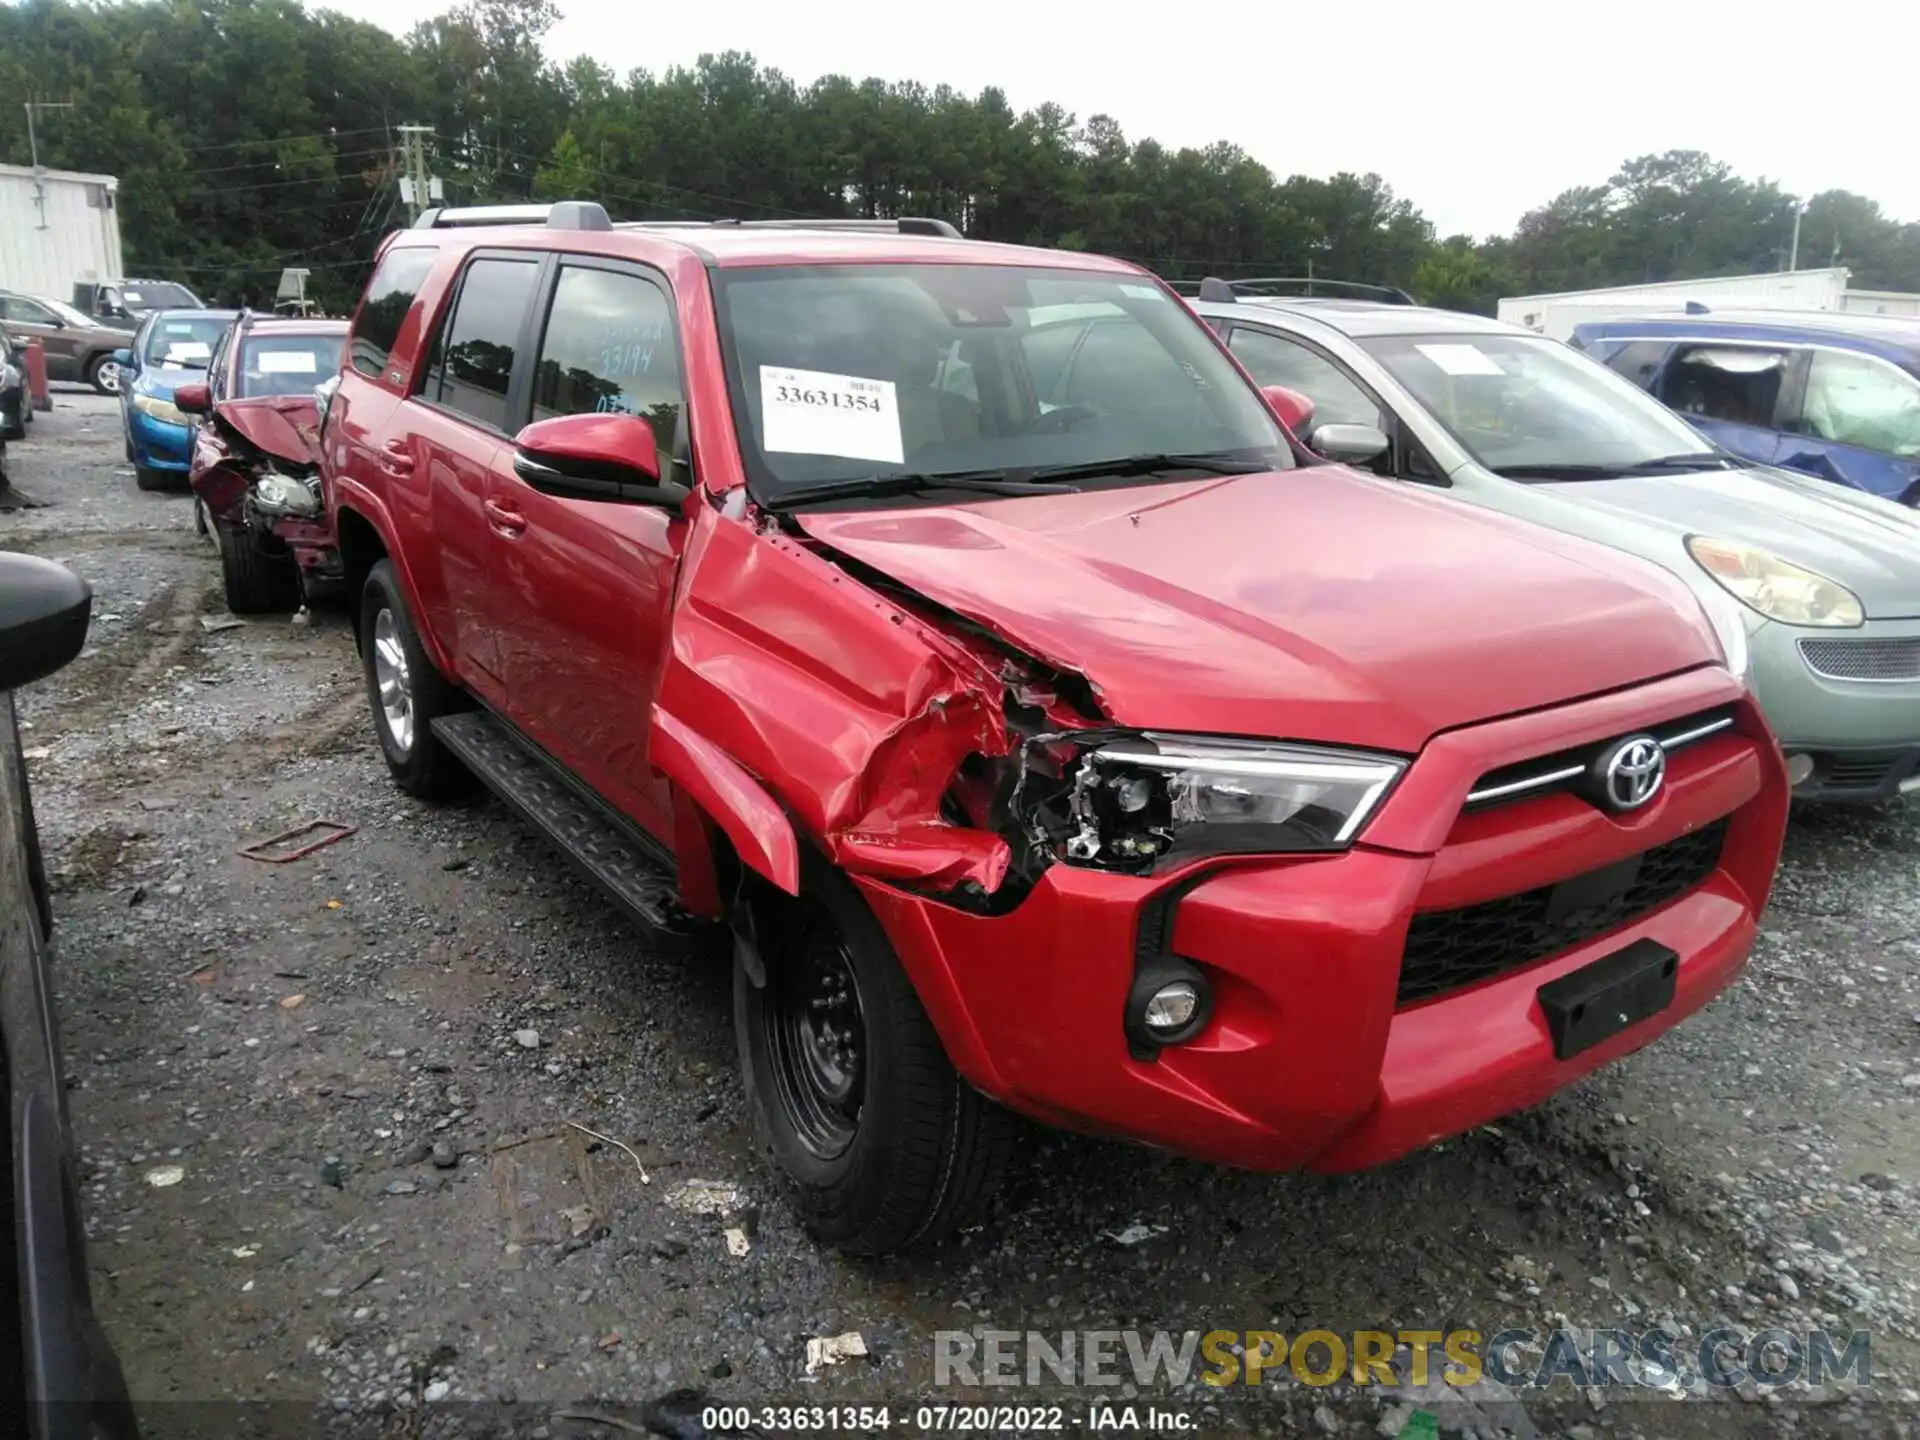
[1057,733,1406,870]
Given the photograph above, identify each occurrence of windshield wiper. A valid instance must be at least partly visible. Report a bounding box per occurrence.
[1017,451,1273,485]
[770,470,1082,510]
[1613,452,1743,473]
[1491,452,1740,482]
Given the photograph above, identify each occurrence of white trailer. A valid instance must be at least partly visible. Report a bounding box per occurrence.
[1498,268,1887,341]
[0,163,125,299]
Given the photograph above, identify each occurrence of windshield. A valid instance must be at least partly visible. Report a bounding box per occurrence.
[1360,332,1712,477]
[123,282,201,310]
[43,297,100,329]
[143,314,231,369]
[712,264,1291,500]
[237,332,344,397]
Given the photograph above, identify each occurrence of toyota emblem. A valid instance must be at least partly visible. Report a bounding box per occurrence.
[1596,735,1666,812]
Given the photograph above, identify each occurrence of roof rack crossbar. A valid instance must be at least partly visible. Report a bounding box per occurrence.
[617,216,963,239]
[1173,275,1417,305]
[412,201,613,232]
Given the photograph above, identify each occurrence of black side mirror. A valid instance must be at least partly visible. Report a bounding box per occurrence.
[0,554,92,691]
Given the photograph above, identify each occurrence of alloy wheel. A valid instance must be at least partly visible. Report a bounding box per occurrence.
[371,608,414,754]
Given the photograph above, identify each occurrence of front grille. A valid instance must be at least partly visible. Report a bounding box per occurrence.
[1396,821,1728,1007]
[1822,754,1902,792]
[1464,707,1735,812]
[1799,636,1920,682]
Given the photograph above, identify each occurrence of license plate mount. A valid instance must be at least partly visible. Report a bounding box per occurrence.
[1544,851,1643,925]
[1536,937,1679,1061]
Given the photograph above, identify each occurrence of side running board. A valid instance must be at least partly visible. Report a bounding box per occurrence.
[432,711,698,941]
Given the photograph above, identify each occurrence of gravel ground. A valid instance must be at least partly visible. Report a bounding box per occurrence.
[6,394,1920,1439]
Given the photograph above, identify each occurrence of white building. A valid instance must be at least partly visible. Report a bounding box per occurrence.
[0,163,125,299]
[1499,267,1920,341]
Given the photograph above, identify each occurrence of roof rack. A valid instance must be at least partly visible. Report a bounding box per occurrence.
[412,201,613,232]
[618,216,963,239]
[1174,276,1417,305]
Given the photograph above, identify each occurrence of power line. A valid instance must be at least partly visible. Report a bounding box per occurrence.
[176,167,396,201]
[176,126,392,157]
[433,137,801,218]
[185,145,394,181]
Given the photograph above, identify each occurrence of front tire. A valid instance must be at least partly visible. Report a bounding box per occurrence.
[87,354,121,395]
[736,862,1014,1255]
[358,559,472,800]
[216,523,291,613]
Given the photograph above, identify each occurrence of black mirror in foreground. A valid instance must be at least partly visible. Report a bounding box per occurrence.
[511,412,688,508]
[0,553,93,692]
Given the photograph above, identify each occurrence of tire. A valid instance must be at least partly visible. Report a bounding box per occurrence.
[216,523,287,614]
[133,465,170,492]
[736,859,1015,1255]
[86,354,121,395]
[1,397,22,442]
[359,558,472,799]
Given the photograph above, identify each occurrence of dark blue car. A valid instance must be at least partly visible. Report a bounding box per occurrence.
[1571,310,1920,506]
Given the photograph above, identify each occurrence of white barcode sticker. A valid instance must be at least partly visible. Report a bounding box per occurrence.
[1416,343,1504,377]
[760,366,903,465]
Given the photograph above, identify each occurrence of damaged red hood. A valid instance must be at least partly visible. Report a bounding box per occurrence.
[215,394,321,468]
[794,467,1722,755]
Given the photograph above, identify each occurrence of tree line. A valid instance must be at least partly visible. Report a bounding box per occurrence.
[3,0,1918,314]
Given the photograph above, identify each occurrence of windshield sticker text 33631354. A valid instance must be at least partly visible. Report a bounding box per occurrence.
[760,364,904,465]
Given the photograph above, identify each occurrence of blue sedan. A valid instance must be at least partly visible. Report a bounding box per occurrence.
[114,309,238,492]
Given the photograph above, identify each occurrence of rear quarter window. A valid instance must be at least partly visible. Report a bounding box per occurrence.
[350,247,439,381]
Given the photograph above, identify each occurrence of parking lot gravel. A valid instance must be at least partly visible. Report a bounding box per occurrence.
[6,394,1920,1438]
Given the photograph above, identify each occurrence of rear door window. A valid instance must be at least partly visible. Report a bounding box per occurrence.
[1659,344,1790,430]
[418,256,542,432]
[350,246,438,380]
[1793,349,1920,456]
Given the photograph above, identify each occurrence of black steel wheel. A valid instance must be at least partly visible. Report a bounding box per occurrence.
[762,916,865,1160]
[735,858,1016,1255]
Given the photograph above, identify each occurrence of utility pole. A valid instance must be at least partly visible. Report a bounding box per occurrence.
[24,100,75,230]
[1787,200,1807,272]
[395,125,439,223]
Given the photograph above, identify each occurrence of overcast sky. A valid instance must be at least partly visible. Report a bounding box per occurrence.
[312,0,1920,238]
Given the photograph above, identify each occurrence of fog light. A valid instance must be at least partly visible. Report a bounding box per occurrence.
[1124,957,1213,1057]
[1144,980,1200,1033]
[1785,753,1816,788]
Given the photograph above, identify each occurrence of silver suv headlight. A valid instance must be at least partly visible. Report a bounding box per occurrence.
[1686,535,1864,628]
[1059,733,1406,868]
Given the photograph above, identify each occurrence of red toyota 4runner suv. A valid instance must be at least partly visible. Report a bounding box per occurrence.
[321,203,1788,1254]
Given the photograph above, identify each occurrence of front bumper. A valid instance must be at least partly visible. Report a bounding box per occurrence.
[858,667,1787,1173]
[127,409,191,470]
[1748,615,1920,800]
